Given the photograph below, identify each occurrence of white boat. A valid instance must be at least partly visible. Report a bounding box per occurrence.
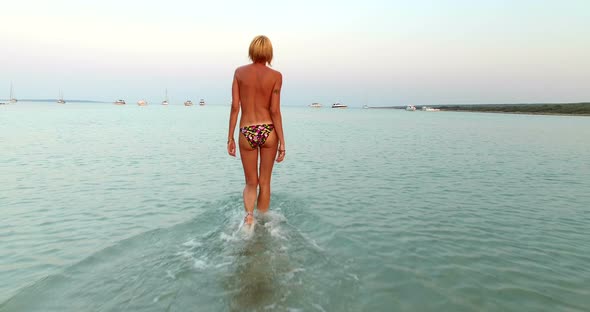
[405,105,416,111]
[162,89,169,105]
[57,90,66,104]
[137,100,148,106]
[184,100,193,106]
[114,99,126,105]
[309,102,322,108]
[363,104,369,109]
[421,106,440,112]
[199,99,205,106]
[331,102,348,109]
[9,82,17,103]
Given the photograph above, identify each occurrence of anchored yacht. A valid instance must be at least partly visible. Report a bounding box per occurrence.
[57,90,66,104]
[9,82,17,103]
[162,89,169,105]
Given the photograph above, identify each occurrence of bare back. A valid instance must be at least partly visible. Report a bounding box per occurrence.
[234,63,281,127]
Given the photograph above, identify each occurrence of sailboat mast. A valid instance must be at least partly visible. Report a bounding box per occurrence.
[10,82,13,99]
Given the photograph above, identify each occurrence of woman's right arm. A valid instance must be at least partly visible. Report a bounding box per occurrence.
[227,71,240,157]
[270,72,285,162]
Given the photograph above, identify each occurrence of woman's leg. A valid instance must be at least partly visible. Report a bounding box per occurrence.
[239,135,259,224]
[258,131,278,213]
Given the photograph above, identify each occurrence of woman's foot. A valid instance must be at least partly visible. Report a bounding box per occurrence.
[244,211,254,225]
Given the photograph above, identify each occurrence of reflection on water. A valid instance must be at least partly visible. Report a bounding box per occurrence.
[225,220,285,311]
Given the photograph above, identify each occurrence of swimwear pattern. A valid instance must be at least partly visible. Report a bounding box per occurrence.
[240,124,275,148]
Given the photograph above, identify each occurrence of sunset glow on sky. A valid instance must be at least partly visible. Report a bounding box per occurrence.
[1,0,589,106]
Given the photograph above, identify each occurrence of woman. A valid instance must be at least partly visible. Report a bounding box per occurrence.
[227,35,286,226]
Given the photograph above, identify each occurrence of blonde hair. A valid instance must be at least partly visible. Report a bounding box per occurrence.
[249,35,273,65]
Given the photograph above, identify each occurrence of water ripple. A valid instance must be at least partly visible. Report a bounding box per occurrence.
[1,106,589,311]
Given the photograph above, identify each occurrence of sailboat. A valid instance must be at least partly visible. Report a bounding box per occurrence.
[162,89,169,105]
[57,90,66,104]
[9,82,17,103]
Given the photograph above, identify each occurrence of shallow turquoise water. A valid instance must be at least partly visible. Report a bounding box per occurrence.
[1,103,589,311]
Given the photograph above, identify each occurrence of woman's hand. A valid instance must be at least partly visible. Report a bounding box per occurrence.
[227,139,236,157]
[276,144,286,163]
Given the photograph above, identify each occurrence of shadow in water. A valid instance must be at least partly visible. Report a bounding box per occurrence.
[223,218,293,311]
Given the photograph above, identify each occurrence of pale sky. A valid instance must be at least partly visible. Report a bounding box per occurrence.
[1,0,589,106]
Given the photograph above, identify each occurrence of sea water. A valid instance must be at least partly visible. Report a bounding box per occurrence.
[1,103,589,311]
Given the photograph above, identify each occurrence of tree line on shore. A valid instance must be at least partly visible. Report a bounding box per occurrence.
[435,103,590,115]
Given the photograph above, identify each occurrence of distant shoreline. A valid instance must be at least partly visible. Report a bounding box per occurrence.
[438,110,590,117]
[368,102,590,116]
[0,99,107,103]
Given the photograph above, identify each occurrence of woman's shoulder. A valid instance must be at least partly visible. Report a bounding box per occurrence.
[268,67,282,76]
[265,68,282,81]
[235,64,250,73]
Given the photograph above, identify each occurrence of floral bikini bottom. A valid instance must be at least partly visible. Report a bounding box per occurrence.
[240,124,275,148]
